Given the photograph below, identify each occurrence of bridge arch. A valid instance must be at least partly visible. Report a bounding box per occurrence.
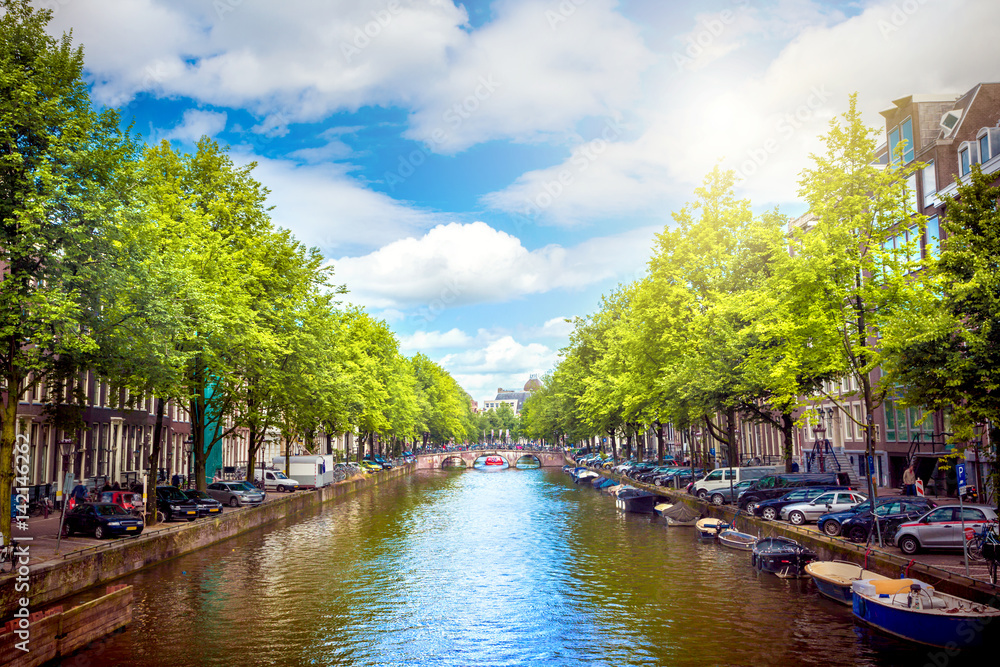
[441,455,468,469]
[417,449,567,470]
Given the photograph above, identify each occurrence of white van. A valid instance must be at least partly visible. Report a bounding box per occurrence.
[691,466,778,499]
[272,456,331,489]
[253,468,301,492]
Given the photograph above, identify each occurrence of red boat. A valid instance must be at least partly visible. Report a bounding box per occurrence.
[484,456,504,466]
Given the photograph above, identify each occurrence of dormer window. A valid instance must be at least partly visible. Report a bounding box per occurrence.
[977,127,1000,164]
[980,133,991,163]
[958,141,979,176]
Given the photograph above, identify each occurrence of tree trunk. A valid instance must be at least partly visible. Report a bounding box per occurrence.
[609,429,618,463]
[146,397,166,525]
[655,421,665,465]
[781,413,795,473]
[0,364,23,546]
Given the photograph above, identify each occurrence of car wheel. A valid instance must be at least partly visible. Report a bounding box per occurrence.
[230,497,239,507]
[697,489,708,500]
[899,535,920,555]
[823,521,842,537]
[61,523,72,538]
[710,493,725,506]
[789,511,806,526]
[761,507,777,521]
[744,501,758,514]
[848,526,868,542]
[94,525,105,539]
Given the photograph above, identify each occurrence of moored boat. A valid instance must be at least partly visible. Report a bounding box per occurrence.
[852,578,1000,649]
[804,560,886,605]
[751,536,817,578]
[574,470,599,484]
[615,488,660,514]
[661,502,700,526]
[594,477,617,490]
[695,517,728,539]
[717,529,756,551]
[653,501,674,516]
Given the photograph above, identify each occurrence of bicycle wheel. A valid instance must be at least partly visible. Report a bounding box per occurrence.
[965,538,984,562]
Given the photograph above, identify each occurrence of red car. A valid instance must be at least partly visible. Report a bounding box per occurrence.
[99,490,144,517]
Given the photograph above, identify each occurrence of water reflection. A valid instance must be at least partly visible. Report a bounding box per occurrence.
[68,469,967,666]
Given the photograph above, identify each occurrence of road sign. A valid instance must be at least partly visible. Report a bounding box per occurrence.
[709,448,715,457]
[956,462,968,496]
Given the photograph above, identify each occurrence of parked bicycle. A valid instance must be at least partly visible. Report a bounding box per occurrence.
[965,519,998,562]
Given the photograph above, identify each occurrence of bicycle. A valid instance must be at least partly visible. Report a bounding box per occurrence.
[964,519,998,562]
[0,540,19,574]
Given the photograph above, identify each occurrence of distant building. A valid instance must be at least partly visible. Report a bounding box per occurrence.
[481,374,543,415]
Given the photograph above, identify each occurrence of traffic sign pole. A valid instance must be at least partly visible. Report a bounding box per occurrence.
[957,463,969,577]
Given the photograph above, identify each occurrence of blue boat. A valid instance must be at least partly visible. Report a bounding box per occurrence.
[804,560,886,605]
[852,578,1000,649]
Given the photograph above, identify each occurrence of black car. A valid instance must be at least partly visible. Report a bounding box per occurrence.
[839,497,938,542]
[183,489,225,518]
[155,485,201,522]
[751,486,853,521]
[61,502,144,539]
[737,473,852,511]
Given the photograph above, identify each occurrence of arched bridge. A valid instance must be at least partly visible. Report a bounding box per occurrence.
[416,449,567,470]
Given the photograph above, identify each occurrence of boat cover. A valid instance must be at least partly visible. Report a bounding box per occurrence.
[661,503,700,523]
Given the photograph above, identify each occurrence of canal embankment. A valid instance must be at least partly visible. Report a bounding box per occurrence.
[0,464,415,620]
[588,465,1000,605]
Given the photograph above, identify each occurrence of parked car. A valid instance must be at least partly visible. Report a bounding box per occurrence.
[840,498,938,542]
[155,485,201,522]
[780,490,867,525]
[206,481,265,507]
[358,460,382,474]
[895,504,998,555]
[737,472,853,512]
[183,489,225,517]
[752,487,852,521]
[816,496,935,537]
[98,490,144,517]
[253,468,301,492]
[61,502,144,539]
[691,466,778,500]
[706,480,755,506]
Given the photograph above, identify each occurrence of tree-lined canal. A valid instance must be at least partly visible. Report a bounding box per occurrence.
[75,469,942,666]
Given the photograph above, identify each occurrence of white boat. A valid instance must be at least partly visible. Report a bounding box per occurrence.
[653,502,674,516]
[852,578,1000,649]
[717,529,756,551]
[695,517,727,539]
[804,560,886,606]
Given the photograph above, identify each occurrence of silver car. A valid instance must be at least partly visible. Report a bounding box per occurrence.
[781,490,867,525]
[206,481,265,507]
[895,504,997,555]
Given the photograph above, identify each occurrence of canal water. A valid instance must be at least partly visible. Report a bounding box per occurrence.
[72,469,956,666]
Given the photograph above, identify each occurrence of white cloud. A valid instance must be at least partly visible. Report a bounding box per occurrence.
[484,0,1000,222]
[231,152,446,255]
[159,109,227,142]
[534,316,574,339]
[442,335,558,400]
[331,221,656,310]
[51,0,653,153]
[398,328,474,350]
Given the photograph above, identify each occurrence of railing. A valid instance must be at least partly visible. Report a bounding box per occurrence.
[805,439,842,474]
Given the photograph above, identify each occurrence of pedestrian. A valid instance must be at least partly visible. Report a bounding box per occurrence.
[902,464,916,496]
[112,481,120,491]
[790,460,800,473]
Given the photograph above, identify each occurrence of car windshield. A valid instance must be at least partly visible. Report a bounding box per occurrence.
[97,504,128,516]
[158,487,188,501]
[187,491,210,499]
[273,471,288,479]
[236,482,257,492]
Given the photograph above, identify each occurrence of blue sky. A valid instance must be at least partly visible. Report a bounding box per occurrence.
[44,0,1000,405]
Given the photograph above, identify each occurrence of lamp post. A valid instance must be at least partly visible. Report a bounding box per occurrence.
[184,436,194,488]
[55,437,76,554]
[812,421,827,473]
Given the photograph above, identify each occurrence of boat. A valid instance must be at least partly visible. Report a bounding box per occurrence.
[615,488,660,514]
[603,484,624,496]
[653,502,674,516]
[717,529,756,551]
[661,502,700,526]
[594,477,617,490]
[751,536,817,578]
[852,578,1000,649]
[695,517,728,539]
[574,470,599,484]
[804,560,887,605]
[484,455,505,466]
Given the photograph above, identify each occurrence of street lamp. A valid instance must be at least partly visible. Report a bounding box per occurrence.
[184,435,195,488]
[812,419,827,473]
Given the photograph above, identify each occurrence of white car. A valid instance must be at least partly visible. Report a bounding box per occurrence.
[780,490,867,526]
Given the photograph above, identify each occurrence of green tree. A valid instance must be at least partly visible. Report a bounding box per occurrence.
[0,0,135,543]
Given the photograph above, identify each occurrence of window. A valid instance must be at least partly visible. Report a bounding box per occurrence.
[958,141,979,176]
[925,216,940,256]
[980,133,990,163]
[922,161,937,207]
[907,225,920,263]
[888,118,915,164]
